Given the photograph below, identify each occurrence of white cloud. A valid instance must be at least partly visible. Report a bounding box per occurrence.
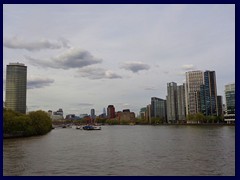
[76,67,122,80]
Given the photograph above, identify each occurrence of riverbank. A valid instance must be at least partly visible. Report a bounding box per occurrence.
[3,130,52,139]
[4,123,234,139]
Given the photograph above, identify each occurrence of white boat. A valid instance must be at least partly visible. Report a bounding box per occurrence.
[93,125,101,130]
[76,126,82,130]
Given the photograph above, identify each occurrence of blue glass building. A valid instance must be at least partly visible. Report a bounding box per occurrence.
[200,71,217,116]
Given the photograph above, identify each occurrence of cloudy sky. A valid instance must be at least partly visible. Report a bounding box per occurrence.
[3,4,235,116]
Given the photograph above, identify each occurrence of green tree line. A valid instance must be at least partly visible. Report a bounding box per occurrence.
[3,108,52,138]
[187,113,224,124]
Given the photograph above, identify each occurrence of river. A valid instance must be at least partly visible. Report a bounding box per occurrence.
[3,125,235,176]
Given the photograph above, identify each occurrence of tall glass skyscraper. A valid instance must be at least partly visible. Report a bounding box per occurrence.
[224,83,235,123]
[91,108,96,121]
[5,63,27,114]
[177,84,186,121]
[166,82,186,123]
[200,71,218,116]
[225,83,235,114]
[166,82,177,123]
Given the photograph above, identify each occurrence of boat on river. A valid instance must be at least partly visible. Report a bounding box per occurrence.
[93,125,101,130]
[82,125,101,130]
[76,126,82,130]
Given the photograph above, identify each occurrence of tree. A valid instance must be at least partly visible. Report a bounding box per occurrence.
[195,113,205,124]
[206,115,216,124]
[187,114,195,123]
[3,109,52,137]
[151,117,163,125]
[216,115,224,123]
[106,119,119,125]
[28,110,52,135]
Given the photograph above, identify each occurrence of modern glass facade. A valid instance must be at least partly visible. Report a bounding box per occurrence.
[177,84,186,121]
[151,97,166,121]
[200,71,217,116]
[166,82,177,123]
[5,63,27,114]
[167,82,186,123]
[217,96,223,116]
[225,83,235,114]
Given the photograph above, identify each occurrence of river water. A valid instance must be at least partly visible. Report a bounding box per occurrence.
[3,125,235,176]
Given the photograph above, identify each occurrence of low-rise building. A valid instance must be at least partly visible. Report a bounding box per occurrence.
[116,109,136,123]
[49,108,64,120]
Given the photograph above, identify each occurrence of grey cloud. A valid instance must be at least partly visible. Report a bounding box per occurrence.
[26,48,102,69]
[27,78,54,89]
[3,36,70,51]
[58,37,71,48]
[121,61,150,73]
[25,56,49,67]
[76,68,122,80]
[52,49,102,69]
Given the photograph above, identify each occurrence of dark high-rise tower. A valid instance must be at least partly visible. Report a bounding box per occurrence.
[107,105,115,119]
[200,71,217,116]
[91,108,96,122]
[166,82,177,123]
[151,97,166,122]
[166,82,186,123]
[5,63,27,114]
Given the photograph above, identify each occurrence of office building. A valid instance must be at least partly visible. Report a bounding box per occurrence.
[166,82,177,123]
[166,82,186,123]
[224,83,235,124]
[140,107,147,120]
[91,108,96,122]
[52,108,64,120]
[225,83,235,114]
[116,109,136,122]
[151,97,167,121]
[185,71,204,116]
[107,105,116,119]
[200,71,218,116]
[217,95,223,116]
[177,84,186,122]
[5,63,27,114]
[146,104,151,124]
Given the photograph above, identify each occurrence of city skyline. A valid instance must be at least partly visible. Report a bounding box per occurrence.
[3,4,235,115]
